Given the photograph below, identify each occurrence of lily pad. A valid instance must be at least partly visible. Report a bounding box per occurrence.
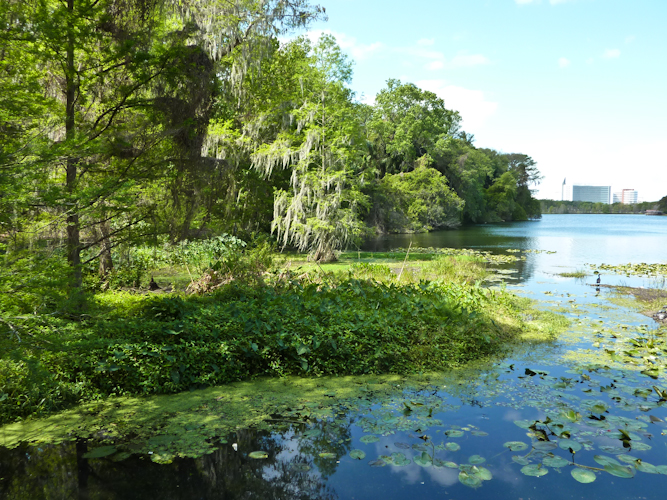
[471,431,489,437]
[559,439,582,452]
[636,462,659,474]
[458,471,482,488]
[514,420,534,429]
[350,449,366,460]
[504,441,529,452]
[319,452,336,459]
[394,442,411,449]
[617,455,639,464]
[521,464,548,477]
[368,459,386,467]
[593,455,620,467]
[391,452,411,466]
[360,435,380,444]
[445,430,464,438]
[248,451,269,459]
[413,451,433,467]
[630,442,652,451]
[83,446,117,459]
[571,468,597,483]
[533,441,558,451]
[469,455,486,465]
[445,442,461,451]
[604,463,635,478]
[512,456,530,465]
[150,452,175,464]
[474,466,493,481]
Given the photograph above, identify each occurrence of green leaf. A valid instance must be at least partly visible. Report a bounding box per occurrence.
[521,464,549,477]
[349,449,366,460]
[604,463,635,478]
[558,439,582,452]
[390,452,411,466]
[593,455,620,467]
[319,452,336,459]
[249,451,268,459]
[533,441,558,451]
[413,451,433,467]
[445,442,461,451]
[458,470,482,488]
[636,462,659,474]
[360,435,380,444]
[571,468,597,483]
[469,455,486,465]
[504,441,529,452]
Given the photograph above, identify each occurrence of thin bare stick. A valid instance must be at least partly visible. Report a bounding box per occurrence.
[397,242,413,282]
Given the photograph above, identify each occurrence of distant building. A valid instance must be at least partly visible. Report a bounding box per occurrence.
[622,189,638,204]
[613,189,638,204]
[572,185,611,204]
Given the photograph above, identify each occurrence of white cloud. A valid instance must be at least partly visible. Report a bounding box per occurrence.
[417,79,498,132]
[558,57,571,68]
[550,0,575,4]
[304,29,384,60]
[515,0,538,4]
[625,35,635,44]
[417,38,435,46]
[603,48,621,59]
[426,60,444,70]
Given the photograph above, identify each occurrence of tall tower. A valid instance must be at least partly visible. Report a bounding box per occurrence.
[561,178,566,201]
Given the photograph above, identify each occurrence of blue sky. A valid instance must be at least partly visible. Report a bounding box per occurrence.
[304,0,666,202]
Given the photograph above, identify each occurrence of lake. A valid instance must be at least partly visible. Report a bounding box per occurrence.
[2,214,667,499]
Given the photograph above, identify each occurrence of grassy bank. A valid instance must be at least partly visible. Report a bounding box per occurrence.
[0,249,561,425]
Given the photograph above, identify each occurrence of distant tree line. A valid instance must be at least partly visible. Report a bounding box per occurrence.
[540,197,667,215]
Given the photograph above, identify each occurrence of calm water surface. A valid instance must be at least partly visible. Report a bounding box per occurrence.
[2,215,667,499]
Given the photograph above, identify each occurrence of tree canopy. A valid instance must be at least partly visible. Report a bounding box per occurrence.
[0,0,543,296]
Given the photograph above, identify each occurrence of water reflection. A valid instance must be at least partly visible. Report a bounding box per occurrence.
[0,424,350,500]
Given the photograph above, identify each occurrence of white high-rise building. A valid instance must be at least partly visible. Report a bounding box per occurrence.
[572,185,611,204]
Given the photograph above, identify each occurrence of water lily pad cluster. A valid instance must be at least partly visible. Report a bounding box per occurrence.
[588,262,667,278]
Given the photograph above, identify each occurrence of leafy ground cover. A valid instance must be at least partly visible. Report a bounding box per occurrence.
[0,249,560,425]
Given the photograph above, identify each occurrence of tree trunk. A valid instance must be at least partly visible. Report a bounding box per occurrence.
[98,217,113,277]
[65,0,82,291]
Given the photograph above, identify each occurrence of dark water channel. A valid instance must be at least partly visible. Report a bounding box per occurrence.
[2,215,667,500]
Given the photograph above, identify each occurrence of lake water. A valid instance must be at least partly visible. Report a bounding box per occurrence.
[2,214,667,499]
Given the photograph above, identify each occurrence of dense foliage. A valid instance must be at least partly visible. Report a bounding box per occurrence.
[0,269,532,424]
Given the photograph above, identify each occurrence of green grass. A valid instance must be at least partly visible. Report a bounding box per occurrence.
[557,270,589,278]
